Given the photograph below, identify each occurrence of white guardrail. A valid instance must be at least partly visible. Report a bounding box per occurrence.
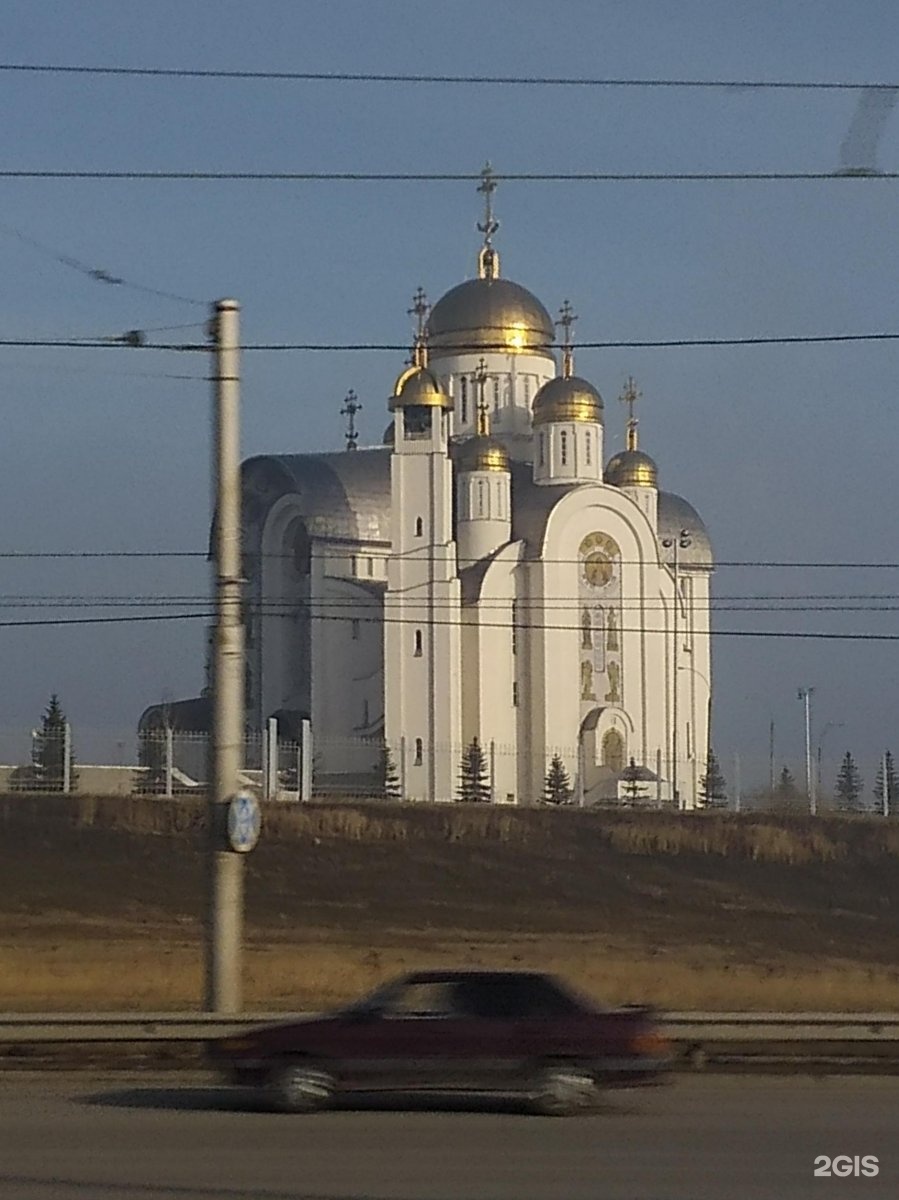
[0,1012,898,1047]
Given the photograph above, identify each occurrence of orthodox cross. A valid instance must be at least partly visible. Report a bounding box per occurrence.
[407,286,430,367]
[474,356,490,435]
[556,299,577,378]
[341,389,362,451]
[620,376,640,450]
[476,161,500,280]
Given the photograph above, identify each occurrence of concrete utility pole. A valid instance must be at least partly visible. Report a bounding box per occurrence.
[798,686,815,816]
[206,298,246,1013]
[662,529,691,810]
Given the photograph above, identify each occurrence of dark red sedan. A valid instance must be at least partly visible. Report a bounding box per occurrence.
[210,970,672,1115]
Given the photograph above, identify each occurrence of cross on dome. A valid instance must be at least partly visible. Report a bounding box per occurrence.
[556,299,578,378]
[620,376,641,450]
[407,287,430,367]
[340,389,362,451]
[476,162,501,281]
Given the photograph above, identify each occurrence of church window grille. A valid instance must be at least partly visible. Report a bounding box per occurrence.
[477,480,486,517]
[351,619,360,640]
[414,738,423,766]
[460,376,469,424]
[585,431,592,466]
[492,376,500,410]
[415,516,423,538]
[414,629,423,657]
[560,430,569,466]
[538,433,545,467]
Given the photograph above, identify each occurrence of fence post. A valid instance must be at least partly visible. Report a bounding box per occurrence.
[656,748,663,808]
[300,719,313,802]
[399,735,407,802]
[165,726,174,798]
[264,716,278,801]
[489,739,496,803]
[63,722,72,794]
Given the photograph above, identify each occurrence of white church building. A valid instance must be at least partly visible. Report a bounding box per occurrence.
[148,170,713,807]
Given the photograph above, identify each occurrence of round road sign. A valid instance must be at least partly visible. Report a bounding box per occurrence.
[227,790,262,853]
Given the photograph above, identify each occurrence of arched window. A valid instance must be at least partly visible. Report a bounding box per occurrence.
[414,738,423,766]
[496,480,503,517]
[415,516,423,537]
[560,430,569,466]
[414,629,423,657]
[538,433,546,467]
[460,376,469,424]
[581,608,592,649]
[477,479,486,516]
[492,376,500,410]
[602,729,625,773]
[585,431,592,466]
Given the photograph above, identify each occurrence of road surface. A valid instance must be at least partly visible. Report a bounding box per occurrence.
[0,1071,896,1199]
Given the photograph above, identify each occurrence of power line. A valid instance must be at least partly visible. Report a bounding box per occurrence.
[0,63,896,92]
[4,330,899,352]
[0,169,894,182]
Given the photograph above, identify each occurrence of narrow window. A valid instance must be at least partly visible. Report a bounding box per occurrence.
[585,431,592,466]
[368,557,374,577]
[496,480,503,517]
[560,430,569,466]
[460,376,468,424]
[512,681,519,707]
[477,479,486,516]
[351,619,360,640]
[362,699,369,726]
[524,376,532,403]
[492,376,500,410]
[414,738,423,766]
[415,516,423,537]
[511,600,518,655]
[414,629,423,657]
[538,432,545,467]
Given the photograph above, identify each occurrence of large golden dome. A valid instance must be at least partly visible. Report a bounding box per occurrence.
[532,375,603,426]
[426,278,555,360]
[605,448,659,489]
[388,365,452,412]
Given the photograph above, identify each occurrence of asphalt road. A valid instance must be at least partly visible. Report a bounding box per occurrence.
[0,1071,897,1200]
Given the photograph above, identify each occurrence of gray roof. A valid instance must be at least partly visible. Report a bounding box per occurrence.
[242,447,391,543]
[240,444,711,567]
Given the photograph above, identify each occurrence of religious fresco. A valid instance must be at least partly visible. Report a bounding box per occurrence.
[579,532,623,709]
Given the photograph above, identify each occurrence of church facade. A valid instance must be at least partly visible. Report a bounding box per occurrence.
[165,173,713,807]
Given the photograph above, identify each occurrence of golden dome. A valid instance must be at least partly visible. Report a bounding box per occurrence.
[532,375,603,426]
[456,436,510,474]
[388,365,452,412]
[605,449,659,489]
[426,278,555,360]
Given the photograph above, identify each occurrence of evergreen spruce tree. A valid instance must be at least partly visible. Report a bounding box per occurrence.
[775,765,798,799]
[457,737,491,803]
[834,751,864,812]
[620,757,649,804]
[543,753,573,805]
[33,694,75,792]
[699,749,728,808]
[373,741,402,800]
[874,751,898,815]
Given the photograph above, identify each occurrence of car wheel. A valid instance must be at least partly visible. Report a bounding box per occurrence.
[267,1061,335,1113]
[528,1064,598,1117]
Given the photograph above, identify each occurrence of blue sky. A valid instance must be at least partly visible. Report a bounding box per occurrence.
[2,0,899,790]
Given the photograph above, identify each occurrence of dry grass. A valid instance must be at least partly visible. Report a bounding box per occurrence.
[3,925,899,1013]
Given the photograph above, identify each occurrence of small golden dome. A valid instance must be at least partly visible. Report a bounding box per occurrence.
[532,375,603,426]
[605,449,659,489]
[388,365,452,412]
[457,436,510,474]
[426,278,555,360]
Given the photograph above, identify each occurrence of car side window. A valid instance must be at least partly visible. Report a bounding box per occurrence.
[453,978,578,1020]
[382,981,460,1018]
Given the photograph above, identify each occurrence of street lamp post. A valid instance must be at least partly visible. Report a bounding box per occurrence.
[662,529,691,810]
[797,687,816,815]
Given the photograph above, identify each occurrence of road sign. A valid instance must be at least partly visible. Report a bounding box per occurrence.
[226,791,261,853]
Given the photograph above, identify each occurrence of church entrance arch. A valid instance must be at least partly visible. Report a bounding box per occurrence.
[576,706,633,805]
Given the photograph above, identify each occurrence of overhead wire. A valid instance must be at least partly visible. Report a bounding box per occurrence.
[0,63,896,91]
[0,169,895,182]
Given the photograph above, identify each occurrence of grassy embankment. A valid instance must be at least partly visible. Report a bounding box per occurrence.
[2,795,899,1012]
